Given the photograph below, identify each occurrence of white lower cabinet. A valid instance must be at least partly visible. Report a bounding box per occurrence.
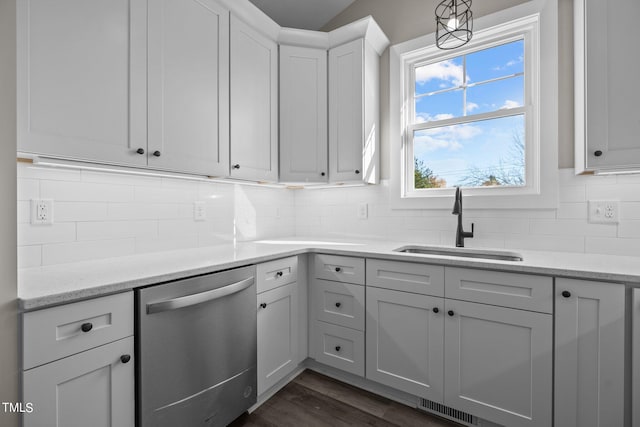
[444,299,552,427]
[257,281,299,396]
[555,278,625,427]
[22,292,135,427]
[23,337,134,427]
[365,287,444,401]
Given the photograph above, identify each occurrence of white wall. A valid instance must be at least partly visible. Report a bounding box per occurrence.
[295,171,640,256]
[0,0,19,424]
[17,165,295,267]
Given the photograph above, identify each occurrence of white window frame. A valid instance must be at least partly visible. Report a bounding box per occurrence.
[389,0,558,210]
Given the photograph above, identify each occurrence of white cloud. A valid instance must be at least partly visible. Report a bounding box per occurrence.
[466,102,479,112]
[414,123,483,153]
[416,113,454,124]
[500,100,521,109]
[493,55,524,71]
[416,60,464,87]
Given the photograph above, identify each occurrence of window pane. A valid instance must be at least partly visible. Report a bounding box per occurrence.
[466,39,524,83]
[415,57,464,96]
[466,75,524,115]
[415,89,463,123]
[413,114,525,189]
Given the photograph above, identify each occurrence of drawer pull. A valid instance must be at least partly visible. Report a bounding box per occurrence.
[448,310,454,317]
[335,267,342,272]
[335,346,341,352]
[276,271,283,278]
[260,303,267,309]
[335,302,342,308]
[561,290,571,298]
[136,148,145,155]
[80,322,93,333]
[433,307,439,313]
[120,354,131,364]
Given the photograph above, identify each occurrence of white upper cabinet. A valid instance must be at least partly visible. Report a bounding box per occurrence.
[230,14,278,182]
[575,0,640,173]
[18,0,230,176]
[17,0,147,166]
[329,36,382,184]
[279,45,328,183]
[147,0,229,176]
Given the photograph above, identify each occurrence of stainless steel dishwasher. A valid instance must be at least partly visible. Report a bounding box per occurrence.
[136,265,256,427]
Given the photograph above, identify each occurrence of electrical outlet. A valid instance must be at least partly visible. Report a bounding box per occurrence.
[31,199,54,225]
[588,200,619,224]
[357,203,368,220]
[193,201,206,221]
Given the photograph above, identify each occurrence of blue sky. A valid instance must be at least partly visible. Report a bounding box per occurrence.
[413,40,525,187]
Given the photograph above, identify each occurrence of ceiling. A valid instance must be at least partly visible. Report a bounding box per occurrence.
[248,0,356,31]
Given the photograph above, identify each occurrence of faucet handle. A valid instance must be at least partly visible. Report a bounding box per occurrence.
[463,223,474,239]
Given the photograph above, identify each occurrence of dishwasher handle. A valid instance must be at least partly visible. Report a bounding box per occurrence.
[146,276,255,314]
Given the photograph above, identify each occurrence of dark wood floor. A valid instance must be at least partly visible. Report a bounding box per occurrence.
[230,370,463,427]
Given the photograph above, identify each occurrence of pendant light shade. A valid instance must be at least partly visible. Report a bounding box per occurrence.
[435,0,473,50]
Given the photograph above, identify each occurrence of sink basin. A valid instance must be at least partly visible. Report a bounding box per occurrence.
[393,245,524,262]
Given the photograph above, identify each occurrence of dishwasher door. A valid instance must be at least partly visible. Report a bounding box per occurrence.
[136,265,257,427]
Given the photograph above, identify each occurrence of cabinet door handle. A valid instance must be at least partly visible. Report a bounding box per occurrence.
[276,271,283,278]
[120,354,131,364]
[80,322,93,333]
[594,150,603,157]
[260,303,267,309]
[335,346,341,352]
[321,172,326,176]
[232,164,240,169]
[561,290,571,298]
[433,307,439,313]
[152,150,161,157]
[334,267,342,272]
[355,169,360,174]
[335,302,341,308]
[136,148,145,155]
[447,310,454,317]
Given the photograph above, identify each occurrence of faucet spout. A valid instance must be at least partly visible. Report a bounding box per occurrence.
[451,187,474,247]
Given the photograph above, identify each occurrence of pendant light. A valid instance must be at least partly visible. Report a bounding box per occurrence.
[435,0,473,50]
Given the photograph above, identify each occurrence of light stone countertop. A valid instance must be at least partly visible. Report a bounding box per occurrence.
[18,236,640,311]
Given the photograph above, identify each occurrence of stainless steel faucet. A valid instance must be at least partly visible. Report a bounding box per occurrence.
[452,187,474,247]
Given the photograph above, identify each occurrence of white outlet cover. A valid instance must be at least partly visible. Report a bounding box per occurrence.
[588,200,619,224]
[193,201,206,221]
[357,203,368,220]
[30,199,54,225]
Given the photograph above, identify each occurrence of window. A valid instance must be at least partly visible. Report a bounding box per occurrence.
[390,5,558,210]
[412,39,525,189]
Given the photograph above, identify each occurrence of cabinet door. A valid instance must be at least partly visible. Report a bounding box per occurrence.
[147,0,229,176]
[230,15,278,181]
[17,0,147,166]
[555,278,625,427]
[329,39,364,182]
[576,0,640,172]
[279,45,328,182]
[366,287,444,402]
[257,282,298,396]
[23,336,134,427]
[444,300,552,427]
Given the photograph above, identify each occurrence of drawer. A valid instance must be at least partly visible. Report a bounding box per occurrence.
[23,292,134,370]
[366,259,444,296]
[445,267,553,313]
[257,256,298,294]
[313,279,364,330]
[314,254,365,285]
[314,321,364,377]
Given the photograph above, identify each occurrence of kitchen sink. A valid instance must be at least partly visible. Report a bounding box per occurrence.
[393,245,524,261]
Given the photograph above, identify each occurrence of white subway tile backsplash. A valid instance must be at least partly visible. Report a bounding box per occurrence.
[16,167,640,267]
[18,223,76,245]
[77,220,158,241]
[17,179,39,201]
[41,180,134,202]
